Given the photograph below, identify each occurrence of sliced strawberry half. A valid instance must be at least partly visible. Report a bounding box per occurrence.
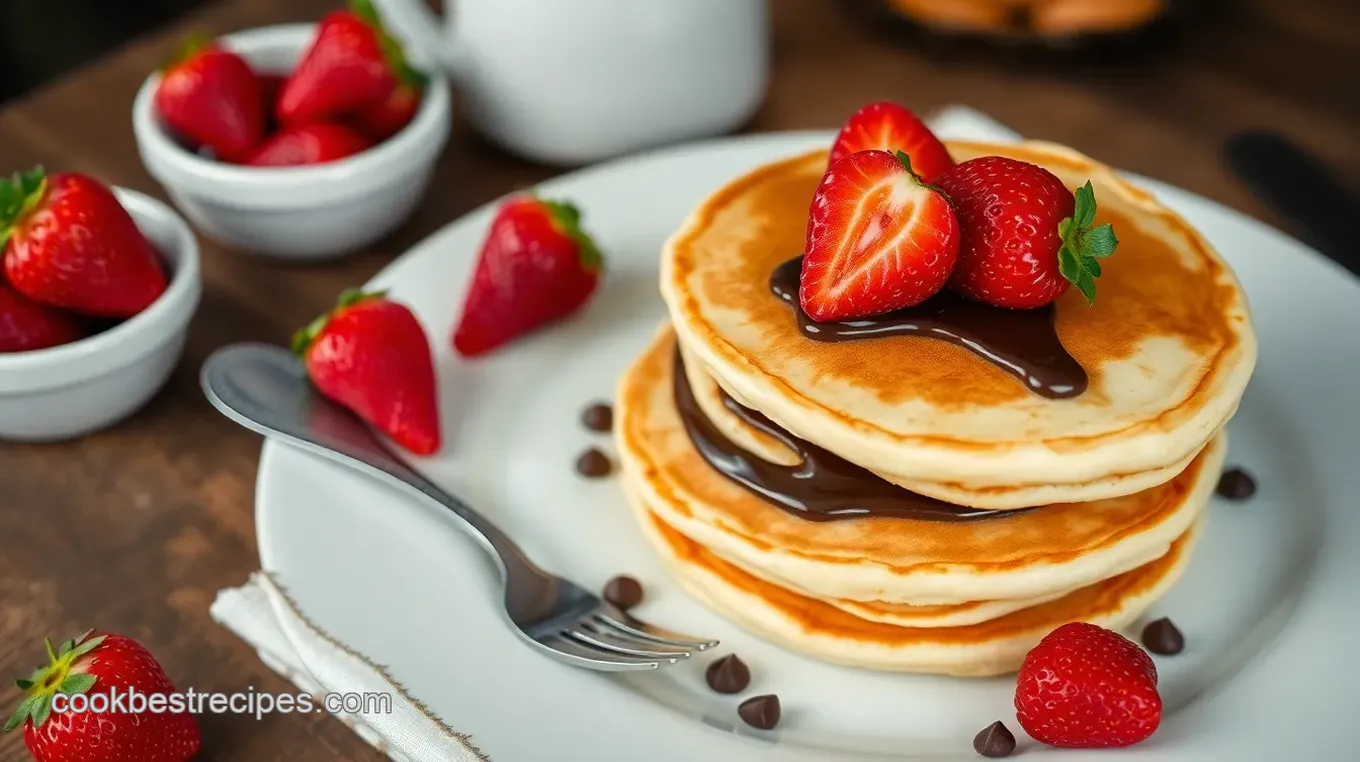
[827,102,955,182]
[800,150,960,322]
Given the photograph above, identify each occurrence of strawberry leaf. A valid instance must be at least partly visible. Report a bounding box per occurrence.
[4,695,38,733]
[67,635,106,661]
[1085,223,1119,257]
[59,673,96,695]
[1057,182,1120,306]
[1073,182,1097,228]
[0,167,47,249]
[162,31,214,72]
[544,199,605,273]
[30,694,51,729]
[894,150,914,176]
[13,679,32,691]
[351,0,429,89]
[293,289,387,356]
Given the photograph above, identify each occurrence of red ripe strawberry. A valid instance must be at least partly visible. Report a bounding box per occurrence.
[934,156,1120,309]
[828,102,955,182]
[276,0,424,127]
[5,631,201,762]
[154,34,265,162]
[800,150,959,322]
[246,123,372,167]
[351,82,422,142]
[452,197,604,357]
[0,283,85,353]
[1,169,167,318]
[295,290,441,455]
[1015,622,1162,748]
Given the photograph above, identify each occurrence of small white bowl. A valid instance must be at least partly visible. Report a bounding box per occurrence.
[132,24,452,261]
[0,189,202,442]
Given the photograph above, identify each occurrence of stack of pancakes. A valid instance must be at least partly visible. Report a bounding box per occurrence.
[615,140,1256,676]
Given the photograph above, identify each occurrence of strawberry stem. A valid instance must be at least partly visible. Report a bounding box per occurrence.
[1056,182,1120,306]
[0,167,48,249]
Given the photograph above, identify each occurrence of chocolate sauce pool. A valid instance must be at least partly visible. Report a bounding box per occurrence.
[770,257,1087,399]
[672,349,1025,522]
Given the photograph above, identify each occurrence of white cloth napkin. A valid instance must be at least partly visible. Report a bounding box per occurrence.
[209,105,1020,762]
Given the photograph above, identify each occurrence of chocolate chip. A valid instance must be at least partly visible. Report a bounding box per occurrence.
[972,721,1015,758]
[603,575,643,610]
[575,448,612,478]
[1141,617,1185,655]
[581,402,613,432]
[1215,467,1256,500]
[705,654,751,694]
[737,694,780,730]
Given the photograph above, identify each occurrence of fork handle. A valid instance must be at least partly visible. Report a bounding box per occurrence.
[272,431,557,594]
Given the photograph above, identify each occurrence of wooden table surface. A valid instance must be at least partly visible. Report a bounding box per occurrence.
[0,0,1355,759]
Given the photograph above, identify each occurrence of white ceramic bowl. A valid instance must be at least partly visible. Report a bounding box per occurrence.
[0,189,202,442]
[132,24,452,261]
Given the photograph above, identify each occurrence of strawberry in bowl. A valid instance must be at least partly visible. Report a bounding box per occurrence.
[132,1,451,260]
[0,168,201,441]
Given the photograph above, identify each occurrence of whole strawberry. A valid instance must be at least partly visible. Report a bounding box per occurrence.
[246,123,372,167]
[800,149,959,322]
[295,289,441,455]
[1,169,167,318]
[452,196,604,357]
[1014,622,1162,748]
[5,631,200,762]
[0,282,85,353]
[934,156,1119,309]
[351,82,422,142]
[154,34,264,162]
[828,101,955,182]
[276,0,425,127]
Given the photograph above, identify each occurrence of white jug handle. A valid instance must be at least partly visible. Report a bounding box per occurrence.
[370,0,451,72]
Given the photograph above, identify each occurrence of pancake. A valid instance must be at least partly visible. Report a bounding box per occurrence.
[680,337,1211,509]
[632,492,1203,676]
[661,140,1256,505]
[622,460,1072,628]
[616,326,1225,605]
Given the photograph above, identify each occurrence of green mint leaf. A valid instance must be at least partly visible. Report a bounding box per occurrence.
[1083,223,1119,258]
[68,635,106,660]
[1058,245,1083,286]
[4,696,38,733]
[1072,181,1096,228]
[59,673,96,695]
[31,694,51,729]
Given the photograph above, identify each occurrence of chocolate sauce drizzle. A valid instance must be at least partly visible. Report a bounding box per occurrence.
[770,257,1088,399]
[672,349,1024,522]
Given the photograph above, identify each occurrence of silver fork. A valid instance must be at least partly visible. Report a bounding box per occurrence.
[201,343,717,671]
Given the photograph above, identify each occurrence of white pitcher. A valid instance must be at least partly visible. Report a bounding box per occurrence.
[372,0,771,166]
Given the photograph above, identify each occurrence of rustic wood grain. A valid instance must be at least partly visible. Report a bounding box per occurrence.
[0,0,1355,758]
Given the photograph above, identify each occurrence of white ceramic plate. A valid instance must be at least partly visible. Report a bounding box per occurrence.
[256,115,1359,761]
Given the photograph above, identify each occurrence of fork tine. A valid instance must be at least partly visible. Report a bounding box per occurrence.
[595,605,719,650]
[539,635,664,672]
[568,622,695,659]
